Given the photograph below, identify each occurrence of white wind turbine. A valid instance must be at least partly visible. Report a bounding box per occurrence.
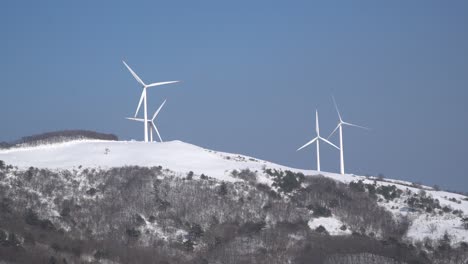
[328,96,369,175]
[123,61,179,142]
[126,99,167,142]
[297,110,339,172]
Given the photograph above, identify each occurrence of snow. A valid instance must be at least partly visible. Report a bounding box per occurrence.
[407,213,468,244]
[1,139,467,244]
[308,217,351,236]
[0,140,301,182]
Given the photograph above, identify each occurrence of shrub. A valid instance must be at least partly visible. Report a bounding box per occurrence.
[26,166,35,181]
[365,183,377,196]
[460,241,468,250]
[158,200,171,211]
[0,160,4,170]
[25,210,41,226]
[0,198,12,214]
[60,207,71,218]
[135,214,146,226]
[269,169,304,193]
[218,182,228,196]
[126,228,140,238]
[183,239,195,252]
[315,225,328,234]
[186,171,194,180]
[349,180,366,193]
[418,190,427,197]
[376,185,402,201]
[438,232,452,252]
[442,206,452,213]
[232,168,257,183]
[462,218,468,230]
[86,188,97,196]
[189,224,204,240]
[0,229,6,243]
[406,192,441,212]
[148,215,156,223]
[308,203,332,217]
[328,198,339,208]
[256,183,280,199]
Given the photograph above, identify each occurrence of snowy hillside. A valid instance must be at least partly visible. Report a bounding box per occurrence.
[0,140,296,183]
[0,139,467,263]
[1,139,467,246]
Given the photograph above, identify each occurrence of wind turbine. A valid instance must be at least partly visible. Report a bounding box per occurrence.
[123,61,179,142]
[297,110,339,172]
[328,96,369,175]
[126,99,167,142]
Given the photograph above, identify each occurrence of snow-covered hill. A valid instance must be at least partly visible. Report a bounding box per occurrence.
[0,140,296,183]
[1,139,467,246]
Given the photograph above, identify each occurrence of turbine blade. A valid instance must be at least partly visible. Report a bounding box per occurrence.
[315,110,320,136]
[126,117,145,122]
[297,137,318,151]
[152,99,167,120]
[327,124,341,139]
[135,90,145,117]
[332,95,343,122]
[319,137,340,150]
[152,122,163,142]
[146,81,180,88]
[122,61,145,86]
[342,121,370,130]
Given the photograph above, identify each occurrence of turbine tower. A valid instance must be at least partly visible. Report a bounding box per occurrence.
[297,110,339,172]
[123,61,179,142]
[126,99,167,142]
[328,96,369,175]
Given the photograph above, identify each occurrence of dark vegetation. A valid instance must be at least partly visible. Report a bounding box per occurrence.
[231,168,257,184]
[266,169,305,193]
[0,163,466,263]
[463,218,468,230]
[0,130,118,149]
[349,180,403,201]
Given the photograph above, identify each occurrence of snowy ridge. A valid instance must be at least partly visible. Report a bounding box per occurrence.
[0,139,467,245]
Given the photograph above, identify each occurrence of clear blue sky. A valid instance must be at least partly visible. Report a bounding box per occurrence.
[1,1,467,191]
